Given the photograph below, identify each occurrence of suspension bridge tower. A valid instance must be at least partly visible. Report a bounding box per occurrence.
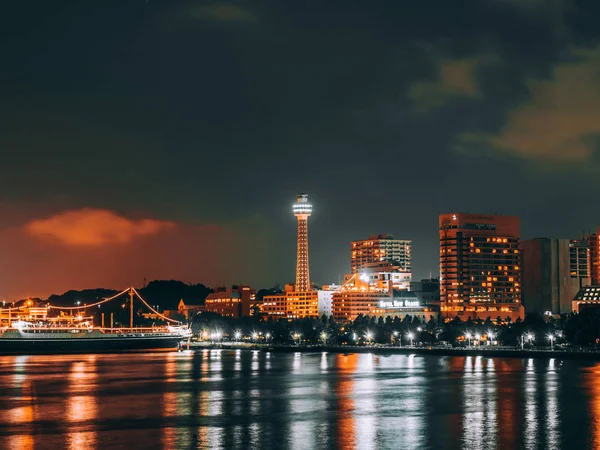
[293,193,312,292]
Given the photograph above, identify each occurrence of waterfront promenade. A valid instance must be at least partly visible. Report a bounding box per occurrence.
[188,341,600,361]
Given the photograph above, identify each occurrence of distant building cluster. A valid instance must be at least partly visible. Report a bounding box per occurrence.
[199,194,600,322]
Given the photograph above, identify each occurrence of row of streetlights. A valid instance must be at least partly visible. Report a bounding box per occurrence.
[464,331,495,347]
[201,330,272,343]
[351,330,419,346]
[203,331,329,345]
[520,333,558,350]
[202,329,561,349]
[462,331,560,350]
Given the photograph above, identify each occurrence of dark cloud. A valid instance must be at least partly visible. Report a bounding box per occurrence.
[1,0,600,295]
[456,44,600,164]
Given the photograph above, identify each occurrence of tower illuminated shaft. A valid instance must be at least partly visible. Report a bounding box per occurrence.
[293,193,312,292]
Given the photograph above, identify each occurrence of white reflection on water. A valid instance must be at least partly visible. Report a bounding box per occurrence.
[353,354,378,450]
[321,352,328,371]
[485,358,497,448]
[524,358,538,450]
[545,359,560,449]
[248,422,261,448]
[234,349,242,372]
[13,355,29,385]
[249,389,261,415]
[290,418,316,450]
[392,355,425,449]
[232,424,244,448]
[231,389,243,416]
[462,356,497,450]
[293,352,302,373]
[252,351,260,374]
[462,357,484,450]
[208,350,224,381]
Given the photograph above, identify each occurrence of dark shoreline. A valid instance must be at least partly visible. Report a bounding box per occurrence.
[188,342,600,361]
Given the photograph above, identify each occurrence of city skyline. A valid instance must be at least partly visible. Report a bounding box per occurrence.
[3,1,600,300]
[2,199,600,301]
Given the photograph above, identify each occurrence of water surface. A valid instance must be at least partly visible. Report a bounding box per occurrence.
[0,350,598,449]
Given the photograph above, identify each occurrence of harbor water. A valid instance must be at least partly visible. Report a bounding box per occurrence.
[0,350,598,449]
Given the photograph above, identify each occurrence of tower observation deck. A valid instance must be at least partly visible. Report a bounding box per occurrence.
[293,193,312,292]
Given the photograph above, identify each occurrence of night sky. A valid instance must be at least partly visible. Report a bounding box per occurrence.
[2,0,600,300]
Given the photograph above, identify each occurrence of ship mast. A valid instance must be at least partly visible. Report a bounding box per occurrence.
[129,287,134,329]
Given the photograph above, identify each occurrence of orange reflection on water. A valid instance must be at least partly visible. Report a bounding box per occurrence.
[6,356,34,450]
[161,352,178,448]
[66,356,98,450]
[335,353,358,449]
[583,362,600,449]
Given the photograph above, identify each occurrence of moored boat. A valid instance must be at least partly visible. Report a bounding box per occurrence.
[0,287,193,354]
[0,321,192,354]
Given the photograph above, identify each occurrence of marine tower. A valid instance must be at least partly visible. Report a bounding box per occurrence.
[293,193,312,292]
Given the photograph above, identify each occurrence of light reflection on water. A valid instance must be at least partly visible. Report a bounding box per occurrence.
[0,351,598,449]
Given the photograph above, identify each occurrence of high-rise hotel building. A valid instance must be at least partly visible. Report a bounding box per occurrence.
[439,213,524,321]
[351,234,411,274]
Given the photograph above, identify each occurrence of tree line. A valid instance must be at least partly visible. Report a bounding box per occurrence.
[190,308,600,347]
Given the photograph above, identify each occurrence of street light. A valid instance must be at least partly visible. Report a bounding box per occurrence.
[393,331,399,346]
[474,334,481,346]
[352,332,357,343]
[407,332,414,346]
[548,334,555,350]
[252,332,258,342]
[320,332,328,345]
[528,333,534,347]
[487,330,495,346]
[266,332,271,342]
[293,332,301,345]
[234,330,241,342]
[465,333,472,347]
[521,333,534,349]
[210,331,221,343]
[365,331,373,344]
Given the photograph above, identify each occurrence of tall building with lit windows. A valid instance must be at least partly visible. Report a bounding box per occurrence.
[439,213,524,321]
[586,230,600,285]
[351,234,411,274]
